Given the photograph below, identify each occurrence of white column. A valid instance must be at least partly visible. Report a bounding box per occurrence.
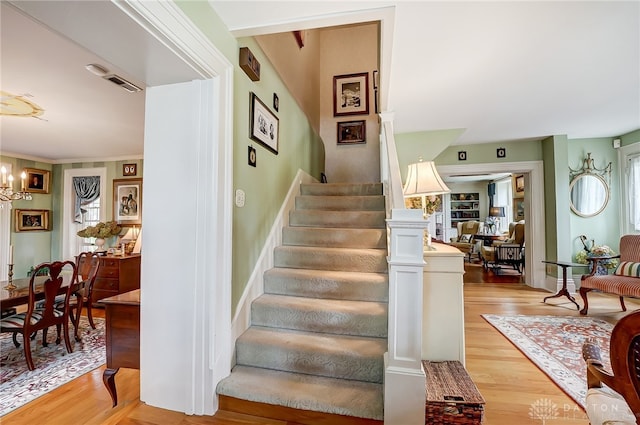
[384,208,427,425]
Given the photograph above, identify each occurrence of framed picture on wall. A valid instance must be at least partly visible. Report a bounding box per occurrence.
[25,168,50,194]
[15,209,50,231]
[113,178,142,226]
[515,175,525,193]
[337,120,366,145]
[249,92,279,155]
[333,72,369,116]
[514,198,525,221]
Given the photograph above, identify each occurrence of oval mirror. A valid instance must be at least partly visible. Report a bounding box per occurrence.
[569,173,609,217]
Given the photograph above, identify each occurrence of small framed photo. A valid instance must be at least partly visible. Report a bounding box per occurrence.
[15,209,50,232]
[25,168,50,194]
[123,163,137,176]
[458,151,467,161]
[497,147,506,158]
[273,93,279,112]
[250,92,279,155]
[333,72,369,116]
[113,178,142,226]
[337,120,366,145]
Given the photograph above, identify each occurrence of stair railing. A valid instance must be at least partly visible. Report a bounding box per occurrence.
[379,112,404,215]
[379,113,428,424]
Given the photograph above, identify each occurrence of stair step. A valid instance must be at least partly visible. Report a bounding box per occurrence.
[236,326,385,383]
[274,246,388,273]
[282,227,387,249]
[295,195,385,211]
[290,210,386,229]
[300,183,383,196]
[216,365,384,421]
[251,294,388,337]
[264,268,388,302]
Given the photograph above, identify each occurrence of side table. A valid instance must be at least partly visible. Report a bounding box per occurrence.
[542,260,589,310]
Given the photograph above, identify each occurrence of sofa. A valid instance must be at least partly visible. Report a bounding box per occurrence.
[449,221,482,261]
[579,234,640,315]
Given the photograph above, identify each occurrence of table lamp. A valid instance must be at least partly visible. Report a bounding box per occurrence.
[403,159,451,249]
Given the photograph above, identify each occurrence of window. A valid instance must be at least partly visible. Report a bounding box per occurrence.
[627,154,640,232]
[77,197,101,252]
[620,142,640,235]
[62,168,107,261]
[495,177,513,231]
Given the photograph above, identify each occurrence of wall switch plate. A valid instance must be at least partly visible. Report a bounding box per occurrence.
[235,189,245,207]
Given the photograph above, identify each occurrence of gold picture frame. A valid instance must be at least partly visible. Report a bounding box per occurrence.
[15,209,50,231]
[25,168,50,194]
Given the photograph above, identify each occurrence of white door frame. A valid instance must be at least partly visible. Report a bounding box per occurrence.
[438,161,546,289]
[114,1,233,415]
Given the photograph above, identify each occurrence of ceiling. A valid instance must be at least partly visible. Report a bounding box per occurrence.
[1,1,638,164]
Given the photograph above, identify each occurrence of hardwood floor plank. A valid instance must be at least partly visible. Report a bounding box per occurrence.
[3,262,637,424]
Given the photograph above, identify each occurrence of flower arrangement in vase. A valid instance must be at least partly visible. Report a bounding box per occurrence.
[575,236,619,275]
[77,221,122,251]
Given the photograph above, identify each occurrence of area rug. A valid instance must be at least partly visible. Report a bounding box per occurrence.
[482,314,612,409]
[0,317,105,416]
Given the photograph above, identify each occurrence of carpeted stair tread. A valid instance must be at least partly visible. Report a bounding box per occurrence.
[251,294,388,337]
[236,326,385,383]
[216,365,383,420]
[289,210,386,229]
[282,227,387,249]
[300,183,383,197]
[295,195,385,211]
[274,245,387,273]
[264,268,388,302]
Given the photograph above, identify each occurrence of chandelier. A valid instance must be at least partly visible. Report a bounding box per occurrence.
[0,166,32,202]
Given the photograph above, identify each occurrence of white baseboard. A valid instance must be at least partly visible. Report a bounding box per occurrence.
[229,169,316,364]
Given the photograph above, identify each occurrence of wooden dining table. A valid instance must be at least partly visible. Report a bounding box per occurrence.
[1,276,81,310]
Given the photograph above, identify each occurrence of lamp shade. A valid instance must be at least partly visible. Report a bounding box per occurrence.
[489,206,505,217]
[121,227,137,241]
[403,161,451,197]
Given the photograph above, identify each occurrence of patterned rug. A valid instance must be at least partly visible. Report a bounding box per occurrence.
[482,314,612,409]
[0,317,105,416]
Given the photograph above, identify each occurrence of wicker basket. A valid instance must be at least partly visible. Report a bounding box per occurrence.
[423,360,485,425]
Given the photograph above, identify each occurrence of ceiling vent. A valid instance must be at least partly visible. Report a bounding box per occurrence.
[103,74,143,93]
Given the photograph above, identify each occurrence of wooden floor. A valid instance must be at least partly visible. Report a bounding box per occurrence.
[3,262,638,424]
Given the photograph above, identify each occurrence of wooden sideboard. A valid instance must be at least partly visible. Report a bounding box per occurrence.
[101,289,140,407]
[93,254,141,302]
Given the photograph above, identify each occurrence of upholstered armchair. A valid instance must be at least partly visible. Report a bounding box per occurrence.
[480,222,525,274]
[579,234,640,315]
[582,310,640,425]
[450,220,482,261]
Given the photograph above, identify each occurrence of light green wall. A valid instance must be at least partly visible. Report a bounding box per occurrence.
[433,139,543,166]
[0,156,53,278]
[395,129,464,179]
[176,1,325,314]
[0,155,143,278]
[620,129,640,147]
[568,137,620,259]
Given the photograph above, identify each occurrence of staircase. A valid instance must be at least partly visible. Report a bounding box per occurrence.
[217,182,388,424]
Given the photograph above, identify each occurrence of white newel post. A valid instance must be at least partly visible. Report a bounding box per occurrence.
[384,208,426,424]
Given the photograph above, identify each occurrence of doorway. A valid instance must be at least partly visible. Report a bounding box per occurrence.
[438,161,545,289]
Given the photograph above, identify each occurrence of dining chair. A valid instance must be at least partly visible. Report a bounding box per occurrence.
[0,260,78,370]
[62,252,100,340]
